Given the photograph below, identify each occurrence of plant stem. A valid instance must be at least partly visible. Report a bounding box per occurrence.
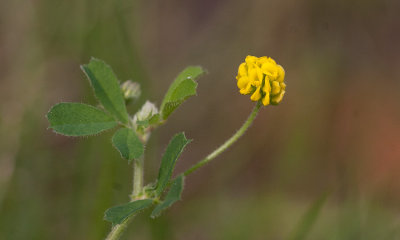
[184,102,262,176]
[132,155,144,197]
[105,102,262,240]
[105,217,134,240]
[105,141,146,240]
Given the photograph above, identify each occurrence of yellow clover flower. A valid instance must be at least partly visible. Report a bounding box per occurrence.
[236,55,286,106]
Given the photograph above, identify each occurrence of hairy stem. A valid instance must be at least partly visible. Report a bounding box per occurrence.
[132,156,144,197]
[105,102,262,239]
[105,139,147,240]
[105,217,134,240]
[184,102,262,176]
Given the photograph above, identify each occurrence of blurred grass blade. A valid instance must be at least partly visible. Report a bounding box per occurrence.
[104,199,153,225]
[112,128,144,163]
[160,66,205,120]
[155,133,191,196]
[47,102,118,136]
[81,58,129,124]
[151,175,184,218]
[289,192,328,240]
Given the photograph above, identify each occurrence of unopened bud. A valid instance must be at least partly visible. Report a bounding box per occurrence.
[121,80,141,100]
[134,101,158,122]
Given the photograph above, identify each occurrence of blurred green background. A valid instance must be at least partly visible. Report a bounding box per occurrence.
[1,0,400,239]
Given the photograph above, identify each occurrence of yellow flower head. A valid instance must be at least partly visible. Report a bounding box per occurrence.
[236,55,286,106]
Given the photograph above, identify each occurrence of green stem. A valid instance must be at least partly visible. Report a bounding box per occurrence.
[105,217,134,240]
[132,156,144,197]
[105,140,146,240]
[184,102,262,176]
[105,102,262,240]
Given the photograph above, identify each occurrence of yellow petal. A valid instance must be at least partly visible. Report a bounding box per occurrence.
[240,83,253,95]
[256,66,263,82]
[261,62,278,78]
[238,63,247,76]
[267,57,276,65]
[257,56,268,65]
[271,81,281,95]
[271,90,285,104]
[250,86,262,101]
[280,82,286,90]
[245,55,257,65]
[262,92,270,106]
[248,68,259,82]
[262,79,271,93]
[277,65,285,82]
[237,76,249,89]
[253,81,261,88]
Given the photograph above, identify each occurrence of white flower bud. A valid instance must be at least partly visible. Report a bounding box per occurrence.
[134,101,158,122]
[121,80,141,100]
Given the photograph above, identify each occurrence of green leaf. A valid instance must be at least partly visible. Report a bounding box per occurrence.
[289,192,328,240]
[151,175,184,218]
[160,66,205,120]
[155,133,191,196]
[136,114,161,129]
[148,113,161,125]
[112,128,144,162]
[104,199,153,225]
[81,58,129,124]
[47,102,118,136]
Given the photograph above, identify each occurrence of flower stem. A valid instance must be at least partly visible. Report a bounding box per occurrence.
[184,102,262,176]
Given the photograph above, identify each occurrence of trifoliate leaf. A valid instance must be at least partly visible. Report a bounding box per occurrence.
[160,66,205,120]
[81,58,129,124]
[151,175,184,218]
[104,199,153,225]
[155,133,191,196]
[112,128,144,163]
[47,102,117,136]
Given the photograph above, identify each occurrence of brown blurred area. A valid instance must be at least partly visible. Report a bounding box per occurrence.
[1,0,400,239]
